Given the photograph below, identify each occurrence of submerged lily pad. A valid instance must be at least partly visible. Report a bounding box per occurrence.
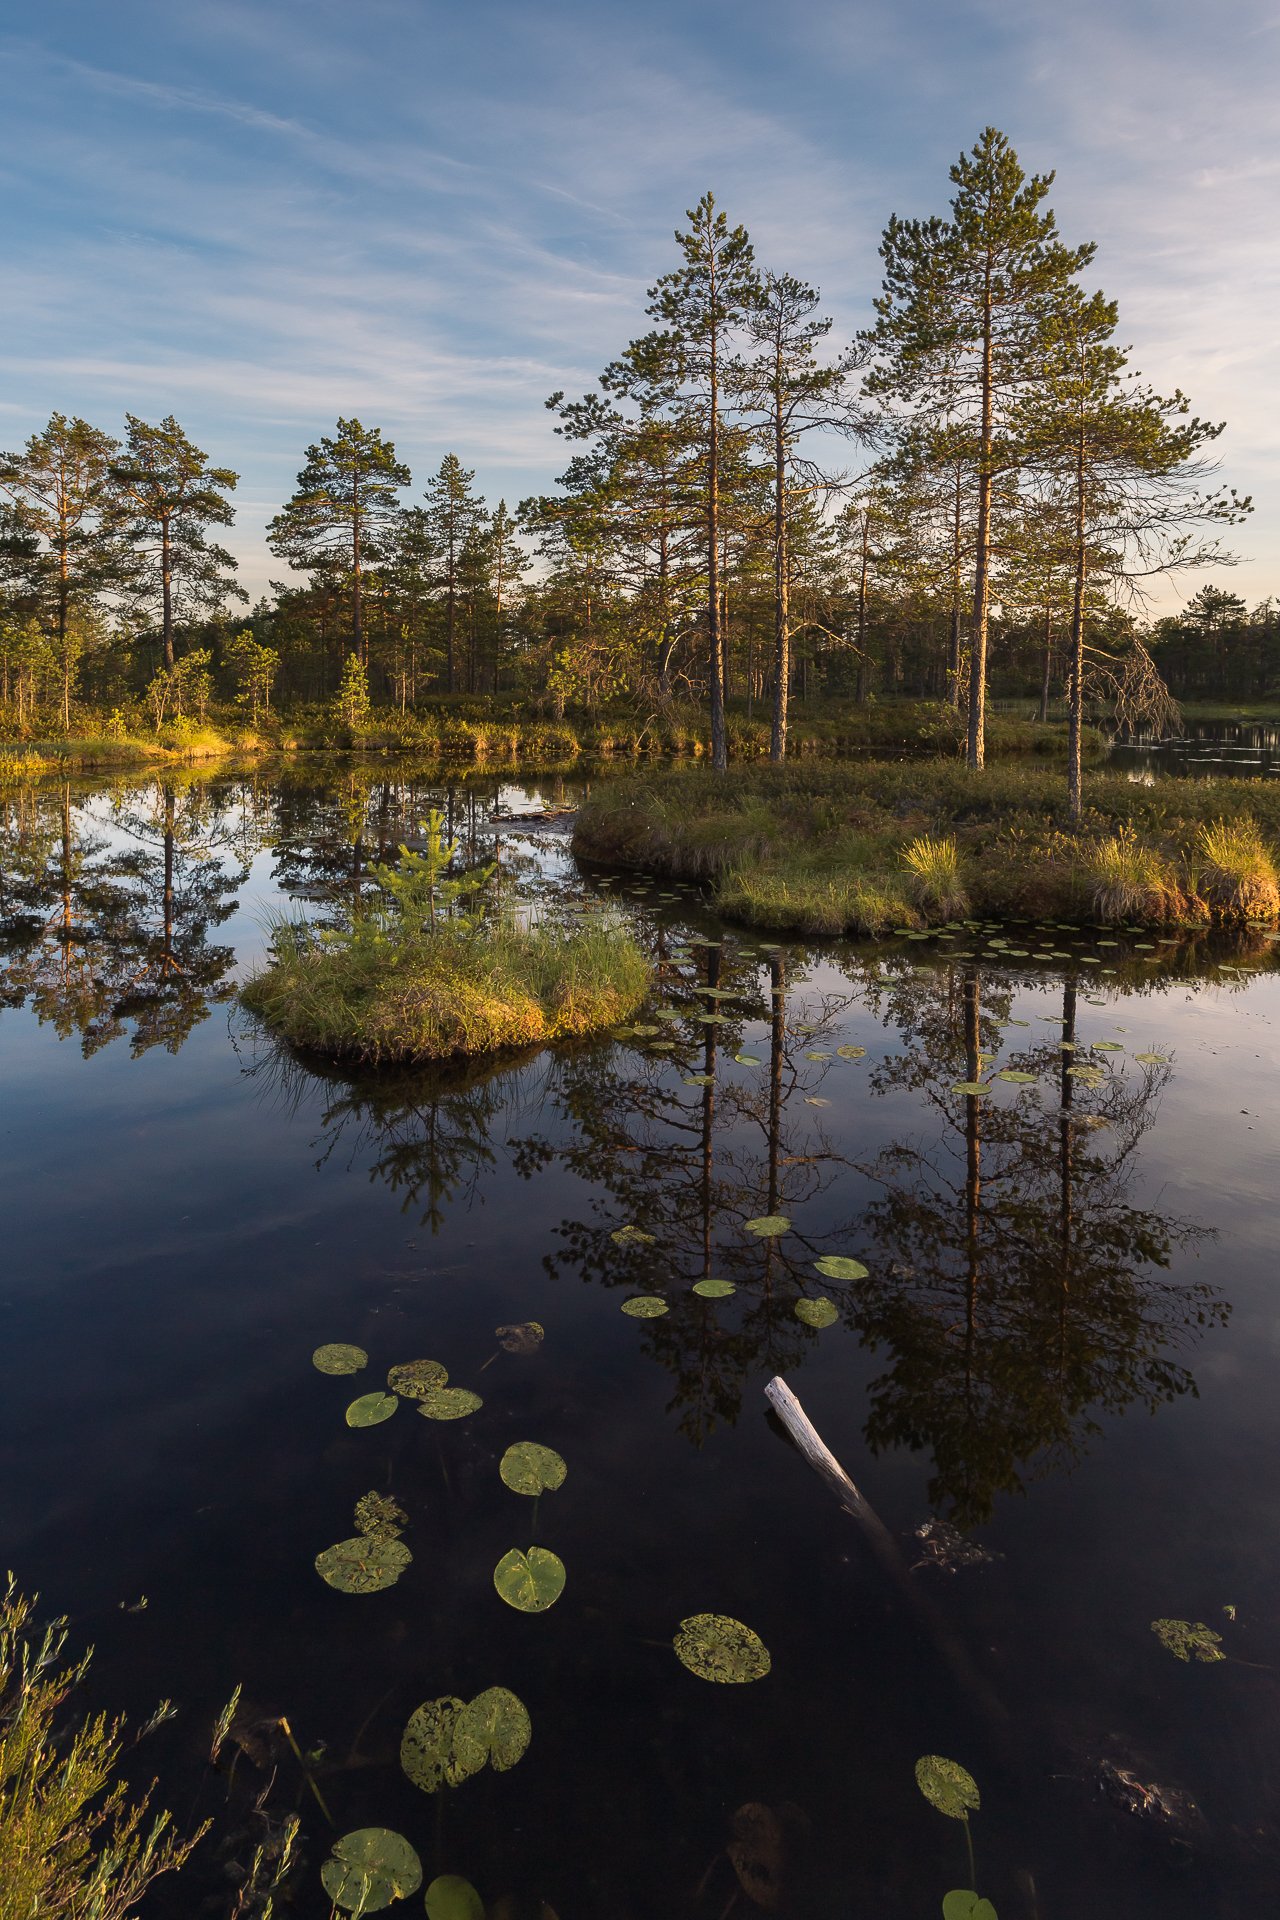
[693,1277,736,1298]
[915,1754,980,1819]
[313,1343,368,1376]
[1151,1618,1226,1663]
[795,1297,839,1329]
[744,1215,790,1238]
[683,1073,715,1086]
[494,1547,566,1612]
[401,1697,467,1794]
[814,1255,868,1281]
[941,1894,997,1920]
[353,1490,406,1540]
[496,1321,544,1354]
[425,1876,485,1920]
[836,1045,867,1059]
[453,1687,531,1776]
[417,1386,483,1421]
[674,1613,772,1684]
[346,1391,398,1428]
[321,1827,422,1912]
[387,1359,449,1399]
[611,1224,655,1246]
[316,1535,412,1594]
[621,1295,669,1318]
[499,1442,567,1495]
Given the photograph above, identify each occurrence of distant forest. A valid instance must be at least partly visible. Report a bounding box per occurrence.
[0,129,1266,759]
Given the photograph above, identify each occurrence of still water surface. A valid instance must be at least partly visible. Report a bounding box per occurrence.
[2,761,1280,1919]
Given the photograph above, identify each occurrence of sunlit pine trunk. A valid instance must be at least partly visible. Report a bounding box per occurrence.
[161,514,175,671]
[1067,421,1088,825]
[770,347,790,763]
[352,471,364,667]
[948,461,964,709]
[707,268,728,772]
[966,270,994,770]
[855,512,870,703]
[1038,606,1053,723]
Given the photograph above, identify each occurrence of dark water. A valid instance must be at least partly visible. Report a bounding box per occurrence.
[3,761,1280,1920]
[1108,720,1280,781]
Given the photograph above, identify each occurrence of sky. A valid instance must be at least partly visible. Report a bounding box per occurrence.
[2,0,1277,613]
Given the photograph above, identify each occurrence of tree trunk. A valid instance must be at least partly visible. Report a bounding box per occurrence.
[1038,608,1053,723]
[161,517,175,671]
[966,279,994,770]
[949,461,963,708]
[708,323,727,772]
[1067,429,1087,824]
[352,477,364,667]
[770,366,789,763]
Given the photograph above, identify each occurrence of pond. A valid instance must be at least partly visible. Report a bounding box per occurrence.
[2,759,1280,1920]
[1108,719,1280,781]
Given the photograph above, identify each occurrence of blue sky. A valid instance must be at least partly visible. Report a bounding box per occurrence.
[3,0,1277,611]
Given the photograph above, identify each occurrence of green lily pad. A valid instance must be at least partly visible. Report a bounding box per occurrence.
[500,1442,567,1495]
[417,1386,482,1421]
[346,1391,398,1428]
[611,1224,655,1246]
[621,1295,669,1317]
[693,1277,736,1298]
[996,1070,1037,1084]
[673,1613,771,1684]
[316,1535,412,1594]
[1133,1052,1169,1064]
[631,1023,661,1035]
[494,1547,565,1612]
[453,1687,531,1776]
[496,1321,544,1354]
[795,1296,838,1329]
[942,1894,997,1920]
[683,1073,715,1086]
[950,1082,989,1097]
[1093,1041,1124,1051]
[836,1045,867,1059]
[401,1697,467,1794]
[804,1050,831,1060]
[321,1828,422,1913]
[915,1754,980,1819]
[744,1215,790,1237]
[734,1053,762,1065]
[353,1490,406,1540]
[814,1255,868,1281]
[425,1876,485,1920]
[313,1343,367,1376]
[387,1358,449,1399]
[1151,1618,1226,1663]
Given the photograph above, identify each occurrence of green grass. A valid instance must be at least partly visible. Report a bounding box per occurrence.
[242,915,652,1064]
[572,762,1280,934]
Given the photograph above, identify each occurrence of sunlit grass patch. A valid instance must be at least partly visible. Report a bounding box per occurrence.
[1086,827,1188,924]
[900,834,969,917]
[1193,817,1280,922]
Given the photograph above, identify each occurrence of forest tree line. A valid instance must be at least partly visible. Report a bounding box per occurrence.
[0,129,1264,772]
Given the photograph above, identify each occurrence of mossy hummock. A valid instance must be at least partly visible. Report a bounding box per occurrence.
[242,918,651,1064]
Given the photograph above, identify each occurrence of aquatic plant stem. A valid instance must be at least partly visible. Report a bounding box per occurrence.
[279,1716,335,1828]
[963,1812,976,1889]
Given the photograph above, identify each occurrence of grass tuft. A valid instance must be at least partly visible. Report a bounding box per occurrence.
[1195,817,1280,922]
[900,834,969,917]
[1086,828,1187,924]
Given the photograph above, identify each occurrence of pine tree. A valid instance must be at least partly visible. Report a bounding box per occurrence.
[108,416,242,673]
[648,193,760,769]
[1015,284,1250,817]
[268,419,410,668]
[0,415,125,726]
[865,128,1095,768]
[422,455,488,693]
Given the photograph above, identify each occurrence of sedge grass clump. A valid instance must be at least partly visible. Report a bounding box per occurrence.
[0,1579,205,1917]
[1087,826,1184,924]
[1194,816,1280,921]
[900,834,968,918]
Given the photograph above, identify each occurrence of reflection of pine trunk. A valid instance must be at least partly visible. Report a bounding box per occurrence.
[700,944,720,1274]
[1058,978,1077,1371]
[162,789,176,970]
[767,955,785,1216]
[963,969,982,1355]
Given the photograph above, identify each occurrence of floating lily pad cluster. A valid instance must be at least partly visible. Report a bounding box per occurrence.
[316,1489,413,1594]
[401,1687,532,1794]
[321,1827,422,1914]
